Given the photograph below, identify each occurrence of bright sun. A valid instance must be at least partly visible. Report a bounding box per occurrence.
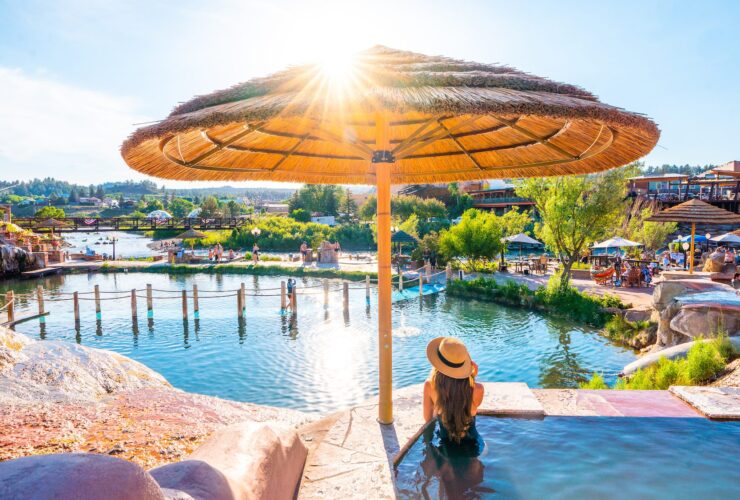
[317,49,358,87]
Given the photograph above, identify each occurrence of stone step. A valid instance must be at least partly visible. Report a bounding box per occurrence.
[670,386,740,420]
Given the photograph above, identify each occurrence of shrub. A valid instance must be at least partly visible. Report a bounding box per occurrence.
[579,373,609,389]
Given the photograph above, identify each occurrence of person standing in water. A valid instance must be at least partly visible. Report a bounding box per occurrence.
[423,337,484,447]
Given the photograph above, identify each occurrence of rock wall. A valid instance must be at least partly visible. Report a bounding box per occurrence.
[0,243,41,277]
[652,279,740,347]
[0,326,170,404]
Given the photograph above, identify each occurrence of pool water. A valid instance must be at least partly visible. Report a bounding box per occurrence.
[395,416,740,499]
[2,273,634,413]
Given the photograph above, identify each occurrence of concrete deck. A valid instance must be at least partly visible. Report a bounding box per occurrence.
[298,382,732,498]
[670,386,740,419]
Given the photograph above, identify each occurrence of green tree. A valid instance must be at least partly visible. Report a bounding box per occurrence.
[439,209,504,271]
[68,188,79,204]
[200,196,221,218]
[169,197,195,217]
[447,183,474,219]
[290,208,311,222]
[145,198,165,213]
[499,207,532,237]
[34,206,65,218]
[620,201,677,254]
[358,194,447,221]
[516,168,630,288]
[339,188,357,221]
[398,213,420,238]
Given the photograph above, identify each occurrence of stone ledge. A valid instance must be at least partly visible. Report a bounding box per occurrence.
[669,386,740,420]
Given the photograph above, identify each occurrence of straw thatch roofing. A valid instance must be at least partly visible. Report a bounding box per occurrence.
[176,228,208,240]
[391,230,418,244]
[504,233,543,246]
[646,199,740,224]
[122,46,659,185]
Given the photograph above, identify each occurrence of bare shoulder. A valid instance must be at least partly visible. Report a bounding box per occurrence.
[473,382,485,403]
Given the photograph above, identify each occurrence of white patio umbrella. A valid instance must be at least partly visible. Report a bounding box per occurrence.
[503,233,544,260]
[593,236,642,249]
[710,233,740,245]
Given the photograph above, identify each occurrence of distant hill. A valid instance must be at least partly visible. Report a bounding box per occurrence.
[168,186,295,201]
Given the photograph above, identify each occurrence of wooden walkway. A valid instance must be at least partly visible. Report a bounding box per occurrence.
[12,216,252,233]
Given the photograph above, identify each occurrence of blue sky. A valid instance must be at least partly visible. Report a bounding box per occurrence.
[0,0,738,186]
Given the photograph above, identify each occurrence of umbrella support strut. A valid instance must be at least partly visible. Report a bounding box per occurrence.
[376,113,393,425]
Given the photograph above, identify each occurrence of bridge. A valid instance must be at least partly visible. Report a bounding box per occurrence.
[12,217,252,233]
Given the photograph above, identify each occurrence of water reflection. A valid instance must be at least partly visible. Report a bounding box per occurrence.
[6,273,634,413]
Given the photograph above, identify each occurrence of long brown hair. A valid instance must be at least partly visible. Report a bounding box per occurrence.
[431,368,474,443]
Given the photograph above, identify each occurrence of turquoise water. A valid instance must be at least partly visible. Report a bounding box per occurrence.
[2,273,635,413]
[395,416,740,499]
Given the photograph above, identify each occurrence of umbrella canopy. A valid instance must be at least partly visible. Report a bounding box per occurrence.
[391,230,418,244]
[647,200,740,274]
[122,46,658,185]
[593,236,642,248]
[711,233,740,244]
[646,199,740,225]
[676,234,707,243]
[37,218,68,229]
[147,210,172,219]
[176,228,208,240]
[504,233,543,246]
[121,46,659,424]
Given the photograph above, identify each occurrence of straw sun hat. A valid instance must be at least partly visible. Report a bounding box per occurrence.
[426,337,473,379]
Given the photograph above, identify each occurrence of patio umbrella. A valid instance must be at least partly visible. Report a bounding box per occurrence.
[593,236,642,249]
[176,228,208,250]
[391,229,418,253]
[503,233,543,259]
[37,218,68,237]
[711,232,740,245]
[648,199,740,273]
[121,46,659,423]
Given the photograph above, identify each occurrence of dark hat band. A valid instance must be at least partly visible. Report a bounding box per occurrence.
[437,346,465,369]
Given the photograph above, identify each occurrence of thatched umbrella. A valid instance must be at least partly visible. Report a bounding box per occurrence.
[121,46,659,423]
[504,232,544,259]
[176,228,208,250]
[647,199,740,273]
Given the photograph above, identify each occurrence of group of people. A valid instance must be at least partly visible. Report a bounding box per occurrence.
[207,244,235,262]
[611,254,655,286]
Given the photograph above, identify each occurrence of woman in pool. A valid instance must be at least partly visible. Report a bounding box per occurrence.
[423,337,484,445]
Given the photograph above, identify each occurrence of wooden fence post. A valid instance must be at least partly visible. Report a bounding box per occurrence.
[193,284,199,319]
[343,282,349,313]
[425,262,431,283]
[37,286,45,319]
[146,284,153,318]
[181,290,188,320]
[237,288,244,319]
[323,279,329,309]
[280,281,287,310]
[73,291,80,324]
[398,271,403,291]
[5,291,15,324]
[94,284,101,318]
[127,288,135,318]
[240,282,246,316]
[419,276,424,298]
[365,275,370,304]
[291,286,297,312]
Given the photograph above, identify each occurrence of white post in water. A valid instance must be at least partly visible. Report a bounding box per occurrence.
[146,284,153,318]
[425,262,431,283]
[365,275,371,305]
[398,271,403,291]
[73,291,80,325]
[5,291,15,324]
[94,284,101,318]
[419,275,424,298]
[323,279,330,309]
[343,282,349,313]
[130,289,137,319]
[37,286,45,318]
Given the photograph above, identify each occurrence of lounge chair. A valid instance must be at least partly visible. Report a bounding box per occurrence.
[591,267,615,286]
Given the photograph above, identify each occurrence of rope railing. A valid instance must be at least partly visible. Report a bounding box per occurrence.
[3,266,452,325]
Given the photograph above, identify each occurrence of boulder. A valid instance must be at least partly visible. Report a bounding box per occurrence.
[0,327,170,404]
[623,308,652,323]
[652,279,732,311]
[670,303,740,339]
[150,422,307,500]
[0,453,164,500]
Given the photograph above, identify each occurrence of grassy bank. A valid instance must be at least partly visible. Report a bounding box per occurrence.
[582,336,736,390]
[99,262,379,282]
[446,276,625,327]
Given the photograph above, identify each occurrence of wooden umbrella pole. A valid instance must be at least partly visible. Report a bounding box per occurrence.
[690,222,696,274]
[376,112,393,425]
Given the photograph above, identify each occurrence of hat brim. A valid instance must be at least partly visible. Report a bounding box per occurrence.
[426,337,473,379]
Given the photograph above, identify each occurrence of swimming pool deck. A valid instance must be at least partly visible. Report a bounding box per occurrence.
[297,382,736,499]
